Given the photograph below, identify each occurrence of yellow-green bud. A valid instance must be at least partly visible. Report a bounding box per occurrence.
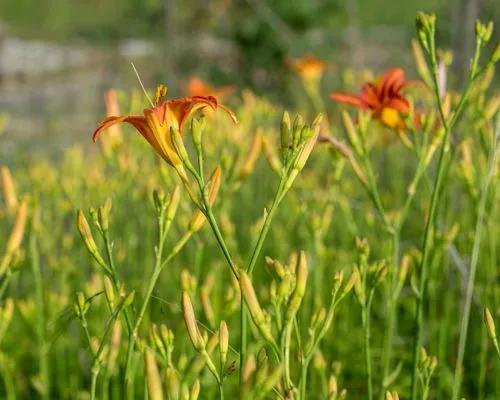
[219,320,229,366]
[181,291,204,351]
[103,276,115,308]
[285,251,308,321]
[144,349,164,400]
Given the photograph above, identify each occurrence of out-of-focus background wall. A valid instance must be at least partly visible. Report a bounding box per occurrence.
[0,0,498,159]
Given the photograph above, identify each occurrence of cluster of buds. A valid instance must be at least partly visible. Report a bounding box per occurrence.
[241,352,283,399]
[150,324,175,365]
[327,375,347,400]
[418,347,438,383]
[74,292,90,320]
[385,391,400,400]
[353,239,388,306]
[415,12,436,55]
[280,112,322,191]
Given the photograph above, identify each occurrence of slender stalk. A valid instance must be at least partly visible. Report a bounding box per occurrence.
[380,231,400,396]
[124,230,191,382]
[452,118,499,399]
[29,225,50,400]
[362,291,374,400]
[410,32,482,400]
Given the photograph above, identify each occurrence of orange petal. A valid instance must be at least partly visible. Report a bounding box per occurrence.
[165,96,219,132]
[92,115,148,142]
[329,93,368,109]
[386,96,410,113]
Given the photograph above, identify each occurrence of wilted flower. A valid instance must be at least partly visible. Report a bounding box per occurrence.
[330,68,412,129]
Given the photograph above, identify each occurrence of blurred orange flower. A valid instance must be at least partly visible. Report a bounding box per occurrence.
[330,68,412,129]
[288,55,326,83]
[183,77,234,99]
[92,89,237,171]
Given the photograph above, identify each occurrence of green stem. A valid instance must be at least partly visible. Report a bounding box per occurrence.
[124,229,191,383]
[452,117,499,400]
[362,292,374,400]
[90,368,99,400]
[29,225,50,400]
[380,231,400,397]
[410,33,483,400]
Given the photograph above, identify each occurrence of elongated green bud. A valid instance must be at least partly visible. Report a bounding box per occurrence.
[76,210,108,270]
[74,292,89,317]
[164,367,180,400]
[103,276,115,308]
[144,349,164,400]
[239,271,274,343]
[219,320,229,366]
[280,111,291,154]
[170,127,191,168]
[285,251,308,321]
[167,186,181,222]
[181,291,204,351]
[6,198,28,255]
[191,116,206,152]
[190,380,200,400]
[98,197,112,232]
[1,166,18,212]
[342,269,359,297]
[484,308,497,343]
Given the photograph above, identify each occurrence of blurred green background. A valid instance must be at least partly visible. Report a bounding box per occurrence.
[0,0,499,159]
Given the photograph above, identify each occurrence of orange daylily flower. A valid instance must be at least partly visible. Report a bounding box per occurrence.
[183,77,234,99]
[287,55,326,83]
[330,68,412,129]
[92,89,237,175]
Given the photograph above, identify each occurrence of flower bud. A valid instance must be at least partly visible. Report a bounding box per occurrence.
[170,127,193,170]
[219,320,229,366]
[484,308,497,342]
[191,116,206,151]
[239,271,274,343]
[164,367,180,400]
[1,166,17,212]
[181,291,204,351]
[190,379,200,400]
[144,349,164,400]
[103,276,115,308]
[6,198,28,255]
[285,251,308,321]
[260,365,283,396]
[292,115,304,148]
[75,292,88,317]
[280,111,291,154]
[76,210,107,269]
[98,197,112,232]
[342,269,359,297]
[475,20,493,44]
